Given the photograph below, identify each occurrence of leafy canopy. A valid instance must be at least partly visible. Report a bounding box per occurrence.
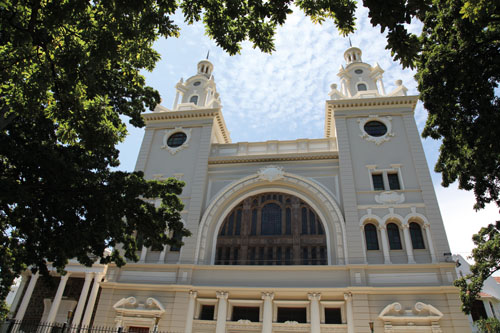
[1,0,499,320]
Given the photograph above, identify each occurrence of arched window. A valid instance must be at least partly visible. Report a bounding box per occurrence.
[387,223,402,250]
[357,83,367,91]
[189,95,198,105]
[215,193,327,265]
[261,203,282,235]
[409,222,425,249]
[364,223,379,250]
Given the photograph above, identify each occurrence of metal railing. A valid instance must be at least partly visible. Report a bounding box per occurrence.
[0,320,173,333]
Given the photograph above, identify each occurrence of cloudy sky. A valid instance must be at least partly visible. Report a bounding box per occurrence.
[117,5,498,260]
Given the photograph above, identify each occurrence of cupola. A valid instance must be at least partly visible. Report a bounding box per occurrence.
[343,47,362,65]
[171,59,221,110]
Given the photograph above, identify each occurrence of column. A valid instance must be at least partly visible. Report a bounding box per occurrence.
[308,293,321,333]
[215,291,228,333]
[158,245,167,264]
[378,226,391,264]
[139,246,147,262]
[46,273,71,324]
[359,227,368,264]
[344,293,354,333]
[173,91,180,110]
[15,272,40,320]
[423,224,437,263]
[72,272,93,327]
[261,292,274,333]
[80,273,104,327]
[184,291,197,333]
[402,225,416,264]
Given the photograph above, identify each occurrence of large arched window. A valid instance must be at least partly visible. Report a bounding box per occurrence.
[364,223,379,250]
[189,95,198,105]
[387,223,402,250]
[409,222,425,249]
[215,193,327,265]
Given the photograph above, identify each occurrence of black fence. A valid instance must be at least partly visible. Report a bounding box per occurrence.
[0,320,173,333]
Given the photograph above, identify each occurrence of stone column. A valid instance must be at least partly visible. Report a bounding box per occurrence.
[402,225,416,264]
[378,226,391,264]
[184,291,197,333]
[344,292,354,333]
[308,293,321,333]
[359,227,368,264]
[80,273,104,327]
[423,224,437,263]
[158,245,168,264]
[46,273,71,324]
[173,91,180,110]
[261,292,274,333]
[139,246,147,262]
[215,291,228,333]
[72,272,93,327]
[15,272,40,320]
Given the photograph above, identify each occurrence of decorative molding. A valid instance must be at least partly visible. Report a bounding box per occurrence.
[358,116,394,145]
[161,127,192,154]
[113,296,165,318]
[378,302,443,333]
[257,166,285,182]
[374,191,405,205]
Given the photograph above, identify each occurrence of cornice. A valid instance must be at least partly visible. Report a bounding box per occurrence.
[208,152,338,164]
[142,108,231,143]
[324,95,419,138]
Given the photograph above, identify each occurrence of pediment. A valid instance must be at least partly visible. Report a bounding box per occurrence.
[113,296,165,317]
[378,302,444,333]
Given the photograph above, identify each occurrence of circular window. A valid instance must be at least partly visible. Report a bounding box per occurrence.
[355,69,363,74]
[193,81,201,86]
[167,132,187,148]
[364,121,387,137]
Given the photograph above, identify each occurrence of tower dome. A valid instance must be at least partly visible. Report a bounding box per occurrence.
[197,60,213,78]
[343,47,362,65]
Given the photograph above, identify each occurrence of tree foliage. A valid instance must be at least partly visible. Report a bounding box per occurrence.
[1,0,499,319]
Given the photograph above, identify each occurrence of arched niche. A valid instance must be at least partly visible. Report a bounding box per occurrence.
[215,192,328,265]
[194,167,347,265]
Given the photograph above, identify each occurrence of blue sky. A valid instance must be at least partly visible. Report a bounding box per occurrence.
[116,6,498,259]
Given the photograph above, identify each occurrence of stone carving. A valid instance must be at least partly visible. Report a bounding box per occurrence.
[284,321,299,325]
[161,127,192,155]
[358,116,394,145]
[113,296,165,317]
[375,191,405,205]
[236,319,252,324]
[378,302,443,333]
[257,165,285,182]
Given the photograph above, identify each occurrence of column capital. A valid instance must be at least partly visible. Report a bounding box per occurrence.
[216,291,228,300]
[261,292,274,300]
[422,223,431,230]
[84,272,94,281]
[61,273,71,281]
[402,224,410,229]
[307,293,321,301]
[343,292,352,301]
[189,290,198,299]
[377,225,386,231]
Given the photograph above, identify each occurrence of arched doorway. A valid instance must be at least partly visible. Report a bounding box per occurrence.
[215,192,328,265]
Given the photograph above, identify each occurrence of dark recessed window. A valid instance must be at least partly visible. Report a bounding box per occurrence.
[364,223,379,250]
[189,95,198,104]
[357,83,367,91]
[388,173,401,190]
[409,222,425,249]
[372,174,385,191]
[193,81,201,86]
[200,305,215,320]
[232,306,260,322]
[277,307,307,323]
[354,69,363,74]
[167,132,187,148]
[387,223,402,250]
[364,121,387,137]
[325,308,342,324]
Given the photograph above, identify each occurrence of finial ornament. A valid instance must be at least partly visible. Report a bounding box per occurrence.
[206,50,210,60]
[349,37,352,47]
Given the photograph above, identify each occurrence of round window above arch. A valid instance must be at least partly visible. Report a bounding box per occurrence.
[161,127,192,154]
[364,121,387,137]
[193,81,201,86]
[167,132,187,148]
[215,192,327,266]
[355,69,363,74]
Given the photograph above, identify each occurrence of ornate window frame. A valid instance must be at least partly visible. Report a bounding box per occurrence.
[358,115,394,145]
[113,297,165,330]
[161,127,192,155]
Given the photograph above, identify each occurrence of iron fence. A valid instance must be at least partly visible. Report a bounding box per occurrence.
[0,320,174,333]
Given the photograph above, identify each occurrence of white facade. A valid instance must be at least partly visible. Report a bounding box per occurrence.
[13,48,472,332]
